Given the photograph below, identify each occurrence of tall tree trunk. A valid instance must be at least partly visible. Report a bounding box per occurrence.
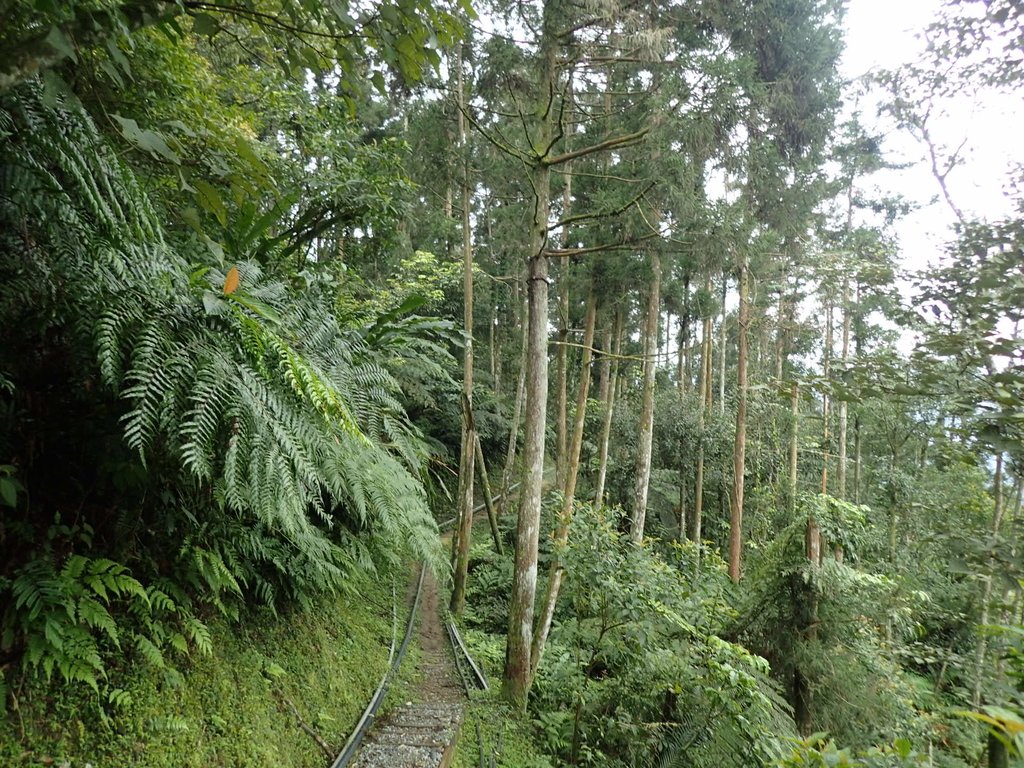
[531,291,597,677]
[594,311,623,505]
[820,301,833,495]
[679,275,690,394]
[718,271,727,415]
[852,281,863,504]
[490,301,499,395]
[853,414,862,504]
[554,161,574,490]
[630,251,661,544]
[555,264,570,489]
[596,320,611,437]
[728,257,749,582]
[837,281,851,500]
[797,504,822,737]
[775,283,786,382]
[499,295,529,512]
[486,202,500,398]
[974,452,1006,707]
[504,178,551,705]
[504,9,557,704]
[789,382,799,513]
[693,296,712,551]
[703,278,714,411]
[450,47,476,616]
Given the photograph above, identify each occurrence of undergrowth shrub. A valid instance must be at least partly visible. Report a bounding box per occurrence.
[464,499,793,768]
[532,504,793,768]
[0,85,452,704]
[736,494,929,752]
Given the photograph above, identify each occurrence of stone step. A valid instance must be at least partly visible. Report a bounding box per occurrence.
[349,702,462,768]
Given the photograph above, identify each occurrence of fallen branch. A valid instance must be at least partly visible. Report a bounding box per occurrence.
[282,696,334,758]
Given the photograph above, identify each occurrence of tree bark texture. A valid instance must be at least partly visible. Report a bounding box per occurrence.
[531,291,597,678]
[718,271,727,415]
[503,9,557,702]
[837,280,851,499]
[555,264,570,489]
[728,257,749,582]
[504,177,550,706]
[499,295,529,513]
[973,452,1005,707]
[474,434,503,555]
[789,381,799,513]
[630,251,661,544]
[450,48,476,616]
[820,301,833,495]
[594,310,623,505]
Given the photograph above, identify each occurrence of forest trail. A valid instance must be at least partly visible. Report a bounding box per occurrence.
[349,568,464,768]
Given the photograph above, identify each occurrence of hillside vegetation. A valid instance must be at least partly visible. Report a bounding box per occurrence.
[2,0,1023,766]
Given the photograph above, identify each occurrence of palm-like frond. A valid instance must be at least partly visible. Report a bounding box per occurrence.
[0,84,449,690]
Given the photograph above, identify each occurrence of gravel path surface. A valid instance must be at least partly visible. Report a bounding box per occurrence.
[350,570,464,768]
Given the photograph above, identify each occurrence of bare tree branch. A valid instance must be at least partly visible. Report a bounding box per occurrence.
[548,181,655,231]
[544,232,659,257]
[543,127,649,166]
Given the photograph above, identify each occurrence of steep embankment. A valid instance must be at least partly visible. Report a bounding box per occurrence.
[0,568,417,768]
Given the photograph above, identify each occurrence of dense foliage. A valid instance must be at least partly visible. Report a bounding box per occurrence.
[0,0,462,712]
[2,0,1023,766]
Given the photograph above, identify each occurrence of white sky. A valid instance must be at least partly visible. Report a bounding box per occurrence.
[841,0,1024,274]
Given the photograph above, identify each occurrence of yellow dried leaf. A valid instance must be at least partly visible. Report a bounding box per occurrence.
[223,266,239,295]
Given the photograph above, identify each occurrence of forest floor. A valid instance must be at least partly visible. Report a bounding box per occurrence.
[349,568,464,768]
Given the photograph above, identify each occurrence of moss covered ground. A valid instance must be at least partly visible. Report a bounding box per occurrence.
[1,567,419,767]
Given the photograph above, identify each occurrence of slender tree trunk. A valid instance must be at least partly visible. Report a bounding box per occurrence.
[594,311,622,505]
[718,271,727,415]
[775,283,786,382]
[997,479,1024,683]
[486,203,500,398]
[555,265,570,488]
[703,276,714,412]
[661,310,669,365]
[444,188,454,255]
[686,331,694,394]
[504,10,557,704]
[596,321,611,436]
[820,301,833,495]
[789,382,799,513]
[554,162,574,489]
[728,257,749,582]
[693,301,712,550]
[504,187,550,705]
[499,295,529,512]
[797,505,822,737]
[853,414,862,504]
[974,452,1006,707]
[838,281,851,500]
[450,48,476,617]
[678,470,687,542]
[531,291,597,677]
[630,251,660,544]
[475,434,503,555]
[490,302,499,395]
[679,275,690,394]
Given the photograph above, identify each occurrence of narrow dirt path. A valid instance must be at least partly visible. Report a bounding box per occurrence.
[349,569,464,768]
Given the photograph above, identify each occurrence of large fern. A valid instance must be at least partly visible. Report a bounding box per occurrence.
[0,83,448,695]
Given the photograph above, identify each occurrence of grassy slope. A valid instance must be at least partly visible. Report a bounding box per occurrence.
[1,568,419,767]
